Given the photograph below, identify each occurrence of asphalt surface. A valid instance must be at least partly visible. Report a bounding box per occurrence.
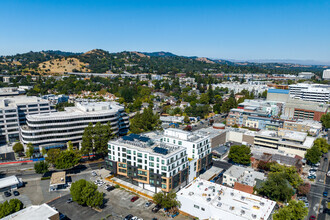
[307,151,330,220]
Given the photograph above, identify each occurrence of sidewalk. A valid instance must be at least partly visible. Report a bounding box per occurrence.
[105,176,155,200]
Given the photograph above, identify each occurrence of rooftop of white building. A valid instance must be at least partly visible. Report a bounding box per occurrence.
[0,96,47,108]
[109,133,185,158]
[2,203,58,220]
[178,178,276,220]
[224,166,266,186]
[164,128,208,142]
[26,101,124,120]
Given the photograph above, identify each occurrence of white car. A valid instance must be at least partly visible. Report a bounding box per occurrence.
[327,171,330,177]
[131,217,138,220]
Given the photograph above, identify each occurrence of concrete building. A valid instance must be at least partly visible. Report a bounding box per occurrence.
[106,133,189,192]
[282,120,322,136]
[298,72,315,79]
[283,99,328,121]
[177,178,276,220]
[238,99,283,117]
[222,165,266,187]
[289,83,330,103]
[0,96,54,144]
[212,82,268,96]
[266,89,290,102]
[159,116,184,124]
[49,171,67,191]
[2,203,59,220]
[254,130,315,157]
[0,175,23,192]
[20,102,129,150]
[0,87,28,97]
[41,94,69,105]
[106,128,213,192]
[197,126,227,148]
[323,69,330,80]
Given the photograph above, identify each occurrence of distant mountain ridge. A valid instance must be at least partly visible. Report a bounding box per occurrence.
[0,49,327,75]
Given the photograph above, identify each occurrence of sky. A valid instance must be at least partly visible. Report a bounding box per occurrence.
[1,0,330,63]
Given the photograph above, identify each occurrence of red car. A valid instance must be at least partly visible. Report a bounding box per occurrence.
[131,196,139,202]
[309,216,316,220]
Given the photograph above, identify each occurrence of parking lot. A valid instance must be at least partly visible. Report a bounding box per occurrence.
[48,170,191,220]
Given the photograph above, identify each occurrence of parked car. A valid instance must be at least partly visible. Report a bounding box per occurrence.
[13,191,19,196]
[323,191,328,197]
[152,204,161,213]
[123,214,133,220]
[304,202,309,208]
[131,217,138,220]
[298,197,308,202]
[145,201,152,207]
[106,186,115,191]
[131,196,139,202]
[309,215,316,220]
[4,191,11,197]
[66,198,73,203]
[308,175,316,179]
[327,171,330,177]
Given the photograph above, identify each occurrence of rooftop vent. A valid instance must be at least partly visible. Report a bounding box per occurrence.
[206,198,211,202]
[260,202,265,206]
[188,192,194,196]
[230,206,235,210]
[241,210,245,215]
[252,214,257,219]
[231,192,234,196]
[241,196,245,200]
[218,197,221,201]
[217,202,222,207]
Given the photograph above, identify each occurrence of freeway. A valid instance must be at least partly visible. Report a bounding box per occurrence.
[307,151,330,220]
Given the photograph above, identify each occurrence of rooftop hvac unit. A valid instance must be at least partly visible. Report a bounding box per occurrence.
[241,196,245,200]
[231,192,234,196]
[260,202,265,206]
[217,202,222,207]
[207,198,211,202]
[241,210,245,215]
[252,214,257,219]
[188,192,194,196]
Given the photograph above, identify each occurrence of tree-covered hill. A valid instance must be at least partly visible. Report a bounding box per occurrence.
[0,49,327,75]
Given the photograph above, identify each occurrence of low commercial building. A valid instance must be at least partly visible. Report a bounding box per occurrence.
[0,96,54,144]
[49,171,67,191]
[282,120,322,136]
[2,203,59,220]
[289,83,330,103]
[0,175,23,192]
[197,126,227,148]
[266,89,290,102]
[323,69,330,79]
[298,72,315,79]
[177,178,276,220]
[254,130,315,157]
[222,165,266,187]
[20,102,129,151]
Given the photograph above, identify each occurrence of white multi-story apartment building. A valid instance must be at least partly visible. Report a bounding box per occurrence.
[107,133,189,192]
[107,128,213,192]
[0,96,54,144]
[289,83,330,103]
[20,102,129,150]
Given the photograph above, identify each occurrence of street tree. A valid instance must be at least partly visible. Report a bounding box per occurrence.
[0,199,24,218]
[305,145,322,164]
[55,150,80,169]
[153,191,181,209]
[320,112,330,129]
[34,161,49,174]
[228,145,251,165]
[298,182,311,196]
[81,123,94,157]
[269,164,303,189]
[273,200,308,220]
[12,142,24,154]
[25,143,34,158]
[70,179,103,208]
[46,148,61,165]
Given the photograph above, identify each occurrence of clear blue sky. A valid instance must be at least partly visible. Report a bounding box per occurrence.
[1,0,329,62]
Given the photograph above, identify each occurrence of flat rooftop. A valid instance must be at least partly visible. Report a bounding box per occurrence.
[26,101,123,120]
[2,203,58,220]
[110,133,185,158]
[0,96,47,108]
[50,171,66,186]
[224,166,266,186]
[164,128,207,142]
[178,178,276,220]
[0,175,20,189]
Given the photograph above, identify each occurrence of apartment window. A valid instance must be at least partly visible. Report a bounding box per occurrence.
[193,144,195,148]
[144,154,147,158]
[161,184,167,189]
[149,156,154,161]
[127,150,131,154]
[138,159,142,163]
[161,166,167,171]
[161,160,165,165]
[133,151,136,155]
[138,153,142,158]
[149,162,154,167]
[167,138,169,142]
[157,157,159,162]
[118,147,120,151]
[173,140,175,144]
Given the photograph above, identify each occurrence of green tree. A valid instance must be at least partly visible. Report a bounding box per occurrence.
[313,138,330,154]
[81,123,94,157]
[25,143,34,158]
[228,145,251,165]
[153,191,181,209]
[273,200,308,220]
[34,161,49,174]
[70,179,103,208]
[55,150,80,169]
[305,145,322,164]
[0,199,24,218]
[67,141,74,151]
[130,107,161,134]
[183,115,190,124]
[257,172,294,202]
[269,163,303,188]
[46,148,61,165]
[320,112,330,129]
[12,142,24,153]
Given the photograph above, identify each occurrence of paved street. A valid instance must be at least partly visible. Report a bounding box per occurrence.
[307,151,330,220]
